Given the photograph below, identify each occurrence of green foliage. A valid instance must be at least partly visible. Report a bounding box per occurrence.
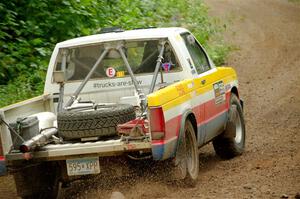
[0,0,230,107]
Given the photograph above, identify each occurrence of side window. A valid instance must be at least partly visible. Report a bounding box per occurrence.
[181,33,210,74]
[135,42,181,74]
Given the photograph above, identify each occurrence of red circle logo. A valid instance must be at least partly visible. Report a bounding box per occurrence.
[106,67,116,78]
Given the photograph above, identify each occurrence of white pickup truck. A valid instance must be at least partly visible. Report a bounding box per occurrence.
[0,27,245,198]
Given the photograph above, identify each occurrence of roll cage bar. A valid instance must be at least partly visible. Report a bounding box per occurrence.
[58,40,167,115]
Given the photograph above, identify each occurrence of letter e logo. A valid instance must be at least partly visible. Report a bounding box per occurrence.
[106,67,116,78]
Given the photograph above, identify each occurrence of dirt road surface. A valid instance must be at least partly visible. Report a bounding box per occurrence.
[0,0,299,198]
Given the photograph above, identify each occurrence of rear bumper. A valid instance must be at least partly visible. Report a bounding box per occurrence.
[5,138,151,162]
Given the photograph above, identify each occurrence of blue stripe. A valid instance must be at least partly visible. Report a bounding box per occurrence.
[152,111,228,160]
[197,111,228,145]
[152,138,178,160]
[152,144,164,160]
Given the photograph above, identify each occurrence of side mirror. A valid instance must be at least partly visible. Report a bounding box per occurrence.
[53,71,65,83]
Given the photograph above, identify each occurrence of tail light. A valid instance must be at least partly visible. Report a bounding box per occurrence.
[149,107,165,140]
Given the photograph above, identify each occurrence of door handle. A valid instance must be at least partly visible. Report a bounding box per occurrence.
[201,79,206,85]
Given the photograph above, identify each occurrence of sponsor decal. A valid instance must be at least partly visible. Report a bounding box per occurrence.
[106,67,116,78]
[161,63,173,72]
[213,81,226,105]
[93,80,143,88]
[175,84,185,96]
[116,71,125,77]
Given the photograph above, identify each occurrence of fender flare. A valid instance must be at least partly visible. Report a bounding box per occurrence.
[175,109,194,156]
[152,109,197,161]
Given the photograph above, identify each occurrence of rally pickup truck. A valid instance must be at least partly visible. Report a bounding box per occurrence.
[0,27,245,198]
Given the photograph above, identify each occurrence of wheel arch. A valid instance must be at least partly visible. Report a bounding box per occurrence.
[151,109,198,161]
[178,110,198,144]
[186,113,197,139]
[230,86,243,109]
[231,86,239,99]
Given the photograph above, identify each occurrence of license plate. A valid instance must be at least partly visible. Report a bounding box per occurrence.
[66,157,100,176]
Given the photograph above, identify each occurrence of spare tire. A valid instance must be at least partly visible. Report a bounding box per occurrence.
[57,104,136,140]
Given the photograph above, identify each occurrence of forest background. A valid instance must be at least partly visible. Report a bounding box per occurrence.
[0,0,229,107]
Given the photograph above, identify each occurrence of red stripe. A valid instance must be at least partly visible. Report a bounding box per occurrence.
[192,104,205,125]
[204,92,229,122]
[152,139,175,145]
[0,156,4,161]
[152,92,231,145]
[152,140,164,145]
[200,109,228,125]
[164,115,181,139]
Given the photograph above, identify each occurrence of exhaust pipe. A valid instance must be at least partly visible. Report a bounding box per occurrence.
[20,128,58,153]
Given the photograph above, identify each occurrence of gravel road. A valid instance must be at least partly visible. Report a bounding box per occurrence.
[0,0,299,198]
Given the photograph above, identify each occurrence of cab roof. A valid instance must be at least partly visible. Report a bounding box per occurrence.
[56,27,188,48]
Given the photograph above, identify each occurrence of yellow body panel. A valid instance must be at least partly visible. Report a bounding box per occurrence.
[147,67,237,111]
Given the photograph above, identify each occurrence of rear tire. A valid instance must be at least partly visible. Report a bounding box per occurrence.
[213,93,246,159]
[14,163,60,199]
[171,120,199,187]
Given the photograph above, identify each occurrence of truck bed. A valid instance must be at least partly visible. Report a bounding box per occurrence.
[0,94,52,156]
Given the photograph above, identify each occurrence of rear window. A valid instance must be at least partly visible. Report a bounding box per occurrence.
[55,39,181,81]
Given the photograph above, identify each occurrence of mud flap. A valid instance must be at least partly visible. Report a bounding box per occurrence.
[223,105,237,138]
[170,110,192,180]
[240,99,244,110]
[172,131,187,180]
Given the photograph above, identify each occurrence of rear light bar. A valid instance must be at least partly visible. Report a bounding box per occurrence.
[149,107,165,140]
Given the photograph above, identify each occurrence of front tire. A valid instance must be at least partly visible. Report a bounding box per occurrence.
[213,93,246,159]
